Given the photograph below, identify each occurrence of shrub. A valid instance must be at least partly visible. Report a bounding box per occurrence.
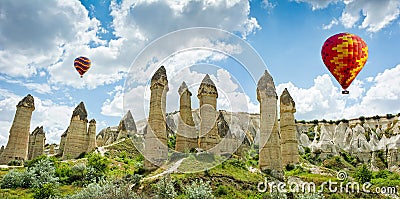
[312,120,319,125]
[185,179,214,199]
[86,152,110,182]
[373,170,391,179]
[386,113,395,119]
[33,183,58,199]
[214,185,228,197]
[285,164,295,171]
[359,116,366,121]
[56,163,73,184]
[28,158,59,188]
[70,163,87,183]
[354,164,372,184]
[168,135,176,149]
[1,170,23,189]
[154,175,176,199]
[65,180,140,199]
[7,159,22,166]
[25,155,57,168]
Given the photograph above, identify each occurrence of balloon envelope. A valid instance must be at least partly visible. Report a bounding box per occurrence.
[74,56,91,77]
[321,33,368,90]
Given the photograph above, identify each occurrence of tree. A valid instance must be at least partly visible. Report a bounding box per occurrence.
[354,164,372,184]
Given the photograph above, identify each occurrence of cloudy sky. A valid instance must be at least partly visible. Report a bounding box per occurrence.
[0,0,399,145]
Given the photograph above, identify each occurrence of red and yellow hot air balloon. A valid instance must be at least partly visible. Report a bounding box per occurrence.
[321,33,368,94]
[74,56,91,78]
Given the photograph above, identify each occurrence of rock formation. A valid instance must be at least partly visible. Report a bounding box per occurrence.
[280,88,299,166]
[96,127,118,147]
[61,102,97,159]
[175,82,197,152]
[144,66,169,170]
[257,70,282,173]
[197,74,220,152]
[28,126,46,160]
[117,110,137,140]
[0,94,35,164]
[59,128,68,155]
[87,119,97,152]
[49,144,55,155]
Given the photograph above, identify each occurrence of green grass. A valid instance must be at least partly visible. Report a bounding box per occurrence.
[0,188,33,199]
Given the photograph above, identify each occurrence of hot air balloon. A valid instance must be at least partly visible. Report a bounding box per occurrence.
[321,33,368,94]
[74,56,91,78]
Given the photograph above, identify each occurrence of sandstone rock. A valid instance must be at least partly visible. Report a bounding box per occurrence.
[257,70,282,172]
[317,124,338,158]
[28,126,46,160]
[175,81,197,152]
[349,124,371,162]
[299,133,311,147]
[280,88,299,166]
[144,66,169,170]
[117,110,137,140]
[197,74,220,152]
[62,102,97,159]
[0,94,35,164]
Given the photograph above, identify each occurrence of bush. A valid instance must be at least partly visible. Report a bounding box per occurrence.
[25,155,57,168]
[373,170,391,179]
[185,179,214,199]
[56,163,73,184]
[154,175,176,199]
[7,159,22,166]
[168,135,176,149]
[33,183,58,199]
[1,170,25,189]
[86,153,110,182]
[28,158,59,188]
[214,185,228,197]
[285,164,295,171]
[386,113,395,119]
[354,164,372,184]
[65,180,140,199]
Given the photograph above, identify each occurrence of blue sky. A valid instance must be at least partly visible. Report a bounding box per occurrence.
[0,0,399,145]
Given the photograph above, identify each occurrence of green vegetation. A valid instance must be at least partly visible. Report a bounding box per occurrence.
[0,138,397,199]
[354,164,372,184]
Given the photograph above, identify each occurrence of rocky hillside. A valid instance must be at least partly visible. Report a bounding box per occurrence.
[100,111,400,170]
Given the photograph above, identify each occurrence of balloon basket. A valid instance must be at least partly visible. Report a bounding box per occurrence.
[80,76,83,78]
[342,90,349,94]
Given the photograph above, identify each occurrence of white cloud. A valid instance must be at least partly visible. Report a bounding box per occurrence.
[293,0,339,10]
[262,0,276,12]
[276,64,400,121]
[339,0,400,32]
[299,0,400,32]
[322,18,339,30]
[0,76,53,94]
[101,85,125,117]
[0,0,103,79]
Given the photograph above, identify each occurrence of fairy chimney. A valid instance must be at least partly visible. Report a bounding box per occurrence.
[144,66,169,170]
[175,82,197,152]
[28,126,46,160]
[0,94,35,164]
[257,70,283,174]
[198,74,220,152]
[280,88,299,166]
